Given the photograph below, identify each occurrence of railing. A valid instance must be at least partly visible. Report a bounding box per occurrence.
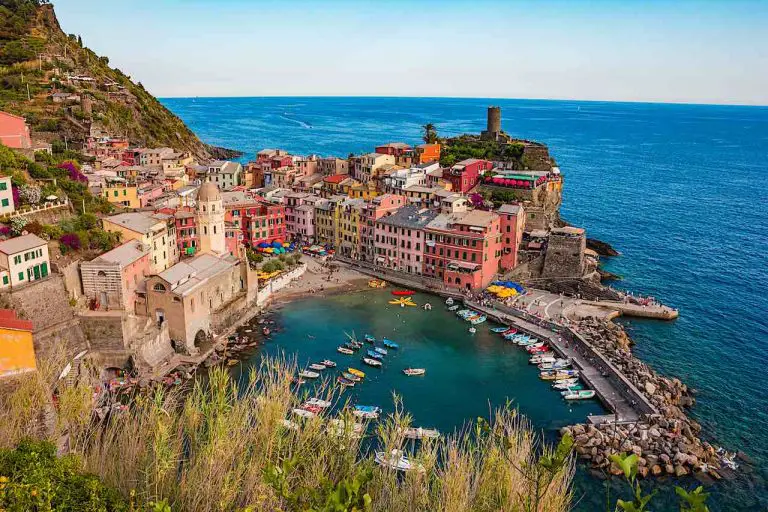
[0,198,70,220]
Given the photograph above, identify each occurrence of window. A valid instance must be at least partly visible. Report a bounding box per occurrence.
[0,199,8,207]
[18,272,24,281]
[2,275,7,285]
[153,283,167,292]
[0,182,6,191]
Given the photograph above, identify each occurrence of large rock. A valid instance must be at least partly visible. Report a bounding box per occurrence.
[675,465,689,477]
[651,464,663,476]
[644,381,657,396]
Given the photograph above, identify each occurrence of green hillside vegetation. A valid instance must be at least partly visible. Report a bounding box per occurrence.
[440,135,525,167]
[0,0,215,158]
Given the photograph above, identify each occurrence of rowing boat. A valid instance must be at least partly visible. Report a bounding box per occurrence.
[374,449,425,472]
[563,390,595,400]
[308,363,326,371]
[305,398,332,408]
[342,372,361,382]
[403,368,426,376]
[299,370,320,379]
[337,376,355,387]
[383,339,399,349]
[366,350,383,360]
[398,426,440,439]
[348,368,365,378]
[322,359,337,367]
[337,347,354,355]
[374,347,388,355]
[362,357,382,367]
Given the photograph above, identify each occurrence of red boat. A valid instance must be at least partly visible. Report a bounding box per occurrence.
[503,328,517,335]
[527,345,550,354]
[391,290,415,296]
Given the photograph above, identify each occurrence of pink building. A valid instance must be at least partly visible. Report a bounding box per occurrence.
[374,204,438,275]
[424,210,501,291]
[360,194,408,263]
[138,183,165,207]
[445,158,493,194]
[80,240,151,312]
[0,111,32,149]
[498,203,525,270]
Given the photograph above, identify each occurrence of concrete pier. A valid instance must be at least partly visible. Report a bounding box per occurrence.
[580,300,679,320]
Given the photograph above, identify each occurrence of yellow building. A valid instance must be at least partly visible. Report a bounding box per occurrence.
[102,212,172,273]
[314,196,343,246]
[103,182,140,208]
[336,198,364,258]
[0,308,35,378]
[348,180,379,200]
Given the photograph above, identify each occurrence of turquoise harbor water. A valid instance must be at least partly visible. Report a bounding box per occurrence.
[163,97,768,509]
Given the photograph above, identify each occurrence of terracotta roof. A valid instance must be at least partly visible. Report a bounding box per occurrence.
[323,174,347,184]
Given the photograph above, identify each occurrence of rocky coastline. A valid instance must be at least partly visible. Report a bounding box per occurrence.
[561,318,745,481]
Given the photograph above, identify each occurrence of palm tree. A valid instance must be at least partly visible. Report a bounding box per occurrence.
[422,123,438,144]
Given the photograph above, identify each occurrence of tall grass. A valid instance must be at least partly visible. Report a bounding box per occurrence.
[1,355,573,511]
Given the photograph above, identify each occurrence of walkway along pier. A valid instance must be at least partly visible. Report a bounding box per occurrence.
[335,256,657,424]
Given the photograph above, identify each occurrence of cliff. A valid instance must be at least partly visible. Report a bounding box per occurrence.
[0,1,238,160]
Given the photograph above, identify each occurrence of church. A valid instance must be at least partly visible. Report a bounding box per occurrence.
[143,181,258,354]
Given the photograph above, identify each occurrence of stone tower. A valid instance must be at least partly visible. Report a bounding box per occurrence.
[196,180,225,256]
[481,106,502,141]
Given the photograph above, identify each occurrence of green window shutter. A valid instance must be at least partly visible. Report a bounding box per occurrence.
[2,275,8,285]
[1,199,7,207]
[114,190,118,197]
[41,262,48,277]
[0,182,6,191]
[18,272,24,281]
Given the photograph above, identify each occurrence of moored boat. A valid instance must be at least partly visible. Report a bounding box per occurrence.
[491,326,510,333]
[353,405,381,419]
[308,363,326,371]
[348,368,365,378]
[559,384,585,393]
[445,297,454,305]
[391,290,415,296]
[364,334,376,343]
[322,359,337,368]
[374,449,425,472]
[470,315,487,325]
[299,370,320,379]
[337,347,354,355]
[423,303,432,310]
[374,347,388,355]
[305,397,332,408]
[337,376,355,387]
[403,368,426,376]
[383,339,399,349]
[529,355,556,364]
[447,304,459,311]
[563,390,596,400]
[366,350,383,360]
[362,357,383,367]
[292,408,316,419]
[342,372,361,382]
[540,369,579,381]
[398,426,440,439]
[468,327,476,334]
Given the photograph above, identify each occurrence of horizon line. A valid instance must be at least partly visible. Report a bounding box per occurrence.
[157,94,768,109]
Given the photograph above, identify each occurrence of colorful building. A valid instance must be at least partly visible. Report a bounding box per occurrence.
[103,212,173,273]
[416,143,441,164]
[446,158,493,193]
[375,205,438,275]
[314,196,343,246]
[498,204,525,270]
[424,210,501,291]
[0,111,32,149]
[354,153,396,184]
[0,234,50,290]
[0,309,35,378]
[222,191,286,247]
[336,198,365,259]
[0,176,15,215]
[360,194,408,263]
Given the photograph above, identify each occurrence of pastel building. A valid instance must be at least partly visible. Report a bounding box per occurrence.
[102,212,173,273]
[0,309,35,378]
[80,239,150,311]
[446,158,493,193]
[354,153,396,184]
[416,143,441,164]
[0,111,32,149]
[0,234,50,290]
[336,198,365,259]
[424,210,501,291]
[0,176,15,215]
[498,204,525,270]
[360,193,408,263]
[375,205,438,275]
[208,161,243,190]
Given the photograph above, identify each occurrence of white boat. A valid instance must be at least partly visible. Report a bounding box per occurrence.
[353,405,381,419]
[445,297,454,305]
[374,449,425,473]
[563,390,596,400]
[328,419,364,438]
[337,347,354,355]
[538,360,572,371]
[470,315,487,325]
[423,303,432,310]
[362,357,382,367]
[447,305,459,311]
[299,370,320,379]
[529,355,556,364]
[292,408,316,419]
[398,426,440,439]
[403,368,426,376]
[305,397,332,408]
[322,359,337,368]
[524,342,546,350]
[468,327,476,334]
[374,347,388,355]
[552,379,581,390]
[308,363,326,371]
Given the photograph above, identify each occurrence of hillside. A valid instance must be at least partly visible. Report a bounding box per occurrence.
[0,0,237,159]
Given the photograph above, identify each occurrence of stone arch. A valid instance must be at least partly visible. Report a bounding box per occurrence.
[194,329,207,348]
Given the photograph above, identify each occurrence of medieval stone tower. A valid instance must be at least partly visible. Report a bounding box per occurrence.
[196,180,225,255]
[481,106,502,141]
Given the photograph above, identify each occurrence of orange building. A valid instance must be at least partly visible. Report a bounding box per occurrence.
[416,143,441,164]
[0,309,35,378]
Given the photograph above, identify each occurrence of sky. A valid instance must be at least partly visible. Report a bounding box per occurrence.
[53,0,768,105]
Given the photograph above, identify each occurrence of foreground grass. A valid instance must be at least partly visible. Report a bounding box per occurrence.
[0,356,573,511]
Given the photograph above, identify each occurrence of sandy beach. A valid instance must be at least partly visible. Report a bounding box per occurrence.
[272,256,370,303]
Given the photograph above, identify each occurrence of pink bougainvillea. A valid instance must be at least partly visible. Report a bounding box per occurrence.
[59,233,81,251]
[58,161,87,183]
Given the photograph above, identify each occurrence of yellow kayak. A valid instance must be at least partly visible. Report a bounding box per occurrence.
[348,368,365,378]
[389,297,418,307]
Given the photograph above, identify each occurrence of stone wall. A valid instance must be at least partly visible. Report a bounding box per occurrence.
[542,230,586,278]
[52,258,83,301]
[256,264,307,305]
[211,292,249,334]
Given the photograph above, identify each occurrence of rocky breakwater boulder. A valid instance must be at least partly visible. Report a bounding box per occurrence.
[562,318,726,479]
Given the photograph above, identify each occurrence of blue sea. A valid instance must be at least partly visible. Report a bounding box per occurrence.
[162,96,768,509]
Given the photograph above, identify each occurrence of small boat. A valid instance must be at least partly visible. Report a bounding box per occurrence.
[391,290,415,296]
[423,303,432,310]
[368,279,386,288]
[305,398,332,408]
[552,379,581,390]
[403,368,426,376]
[366,350,383,360]
[563,390,596,400]
[293,378,306,385]
[322,359,337,368]
[491,326,511,333]
[302,404,323,414]
[353,405,381,419]
[468,327,476,334]
[374,449,425,473]
[299,370,320,379]
[343,343,358,350]
[456,309,471,317]
[524,342,546,350]
[309,363,326,371]
[445,297,454,305]
[559,385,585,394]
[364,334,376,343]
[292,408,316,419]
[337,376,355,387]
[383,339,399,349]
[337,347,354,355]
[540,369,579,381]
[447,305,459,311]
[527,345,550,354]
[538,359,572,371]
[529,354,556,364]
[374,347,388,355]
[362,357,382,367]
[470,315,487,325]
[328,419,364,438]
[398,426,440,440]
[348,368,365,378]
[342,372,361,382]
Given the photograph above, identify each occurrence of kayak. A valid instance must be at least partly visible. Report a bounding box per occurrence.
[391,290,415,296]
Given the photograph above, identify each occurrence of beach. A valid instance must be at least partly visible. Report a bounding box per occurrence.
[272,256,370,303]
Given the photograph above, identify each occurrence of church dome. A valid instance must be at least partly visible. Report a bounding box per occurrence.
[197,180,221,202]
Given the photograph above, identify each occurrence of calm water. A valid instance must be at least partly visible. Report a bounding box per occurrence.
[163,97,768,509]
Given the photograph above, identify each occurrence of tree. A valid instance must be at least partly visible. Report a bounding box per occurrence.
[422,123,438,144]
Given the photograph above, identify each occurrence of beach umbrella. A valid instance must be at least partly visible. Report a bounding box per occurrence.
[258,242,269,248]
[271,241,282,248]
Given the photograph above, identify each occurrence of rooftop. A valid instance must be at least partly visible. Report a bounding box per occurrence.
[498,204,522,215]
[378,205,439,229]
[0,234,47,255]
[89,239,148,267]
[157,253,238,297]
[104,212,164,234]
[454,209,498,228]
